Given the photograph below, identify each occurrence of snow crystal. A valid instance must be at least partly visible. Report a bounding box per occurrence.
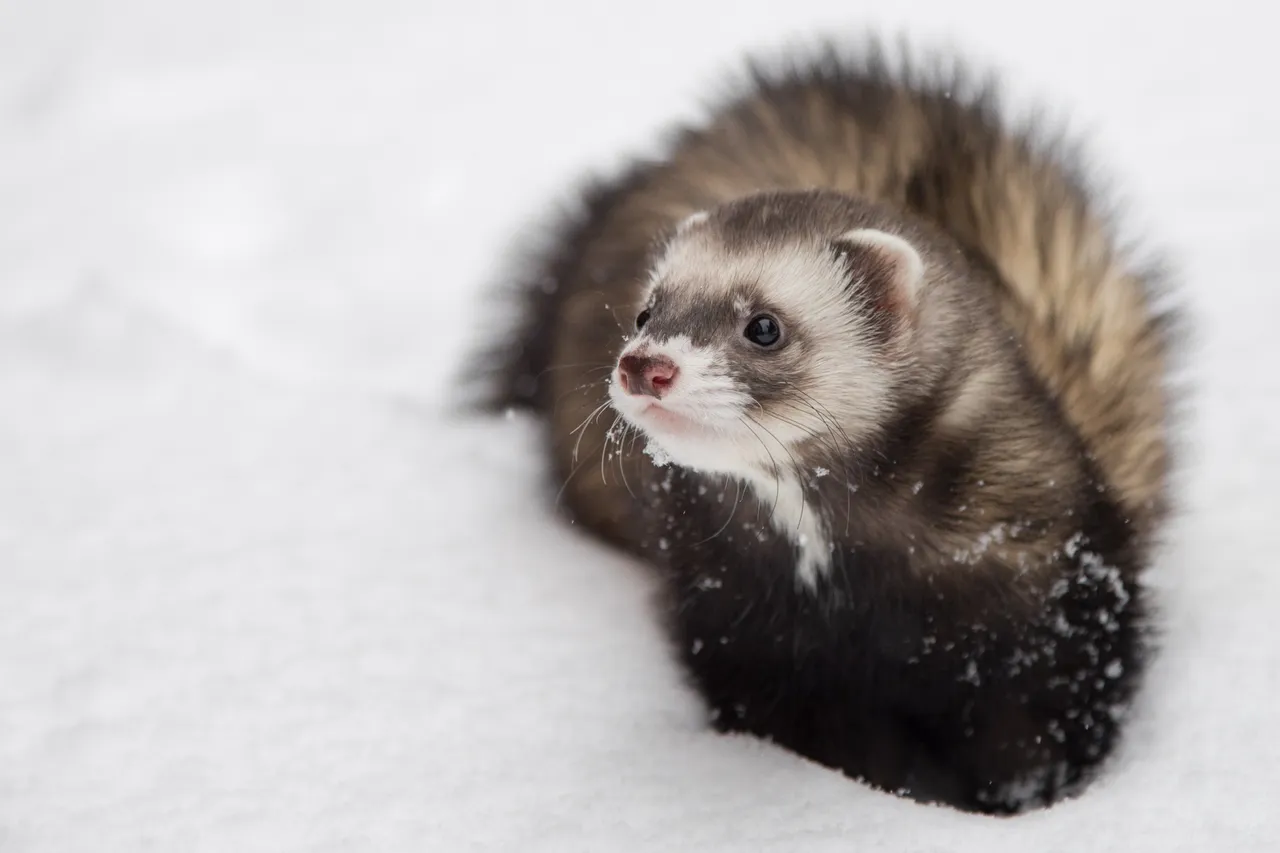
[1063,531,1088,558]
[950,522,1014,564]
[644,440,673,467]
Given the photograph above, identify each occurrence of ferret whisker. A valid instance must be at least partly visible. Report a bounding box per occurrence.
[554,432,610,508]
[746,408,808,479]
[736,415,783,519]
[695,475,745,546]
[754,404,846,466]
[745,413,808,535]
[537,362,615,378]
[794,390,857,453]
[550,378,608,420]
[625,420,643,458]
[794,394,855,459]
[604,414,636,498]
[598,414,620,486]
[571,400,613,464]
[615,422,638,499]
[570,400,611,438]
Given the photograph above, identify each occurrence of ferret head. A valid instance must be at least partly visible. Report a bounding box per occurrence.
[608,191,933,480]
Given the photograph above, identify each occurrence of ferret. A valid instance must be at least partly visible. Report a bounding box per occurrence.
[468,40,1180,814]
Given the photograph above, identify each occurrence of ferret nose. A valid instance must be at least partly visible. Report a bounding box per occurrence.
[618,354,678,398]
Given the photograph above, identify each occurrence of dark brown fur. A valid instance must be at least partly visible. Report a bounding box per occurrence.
[466,39,1179,814]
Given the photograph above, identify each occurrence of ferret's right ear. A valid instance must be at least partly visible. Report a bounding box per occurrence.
[829,229,926,329]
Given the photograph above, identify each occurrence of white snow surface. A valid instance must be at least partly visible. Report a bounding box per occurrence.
[1,1,1278,850]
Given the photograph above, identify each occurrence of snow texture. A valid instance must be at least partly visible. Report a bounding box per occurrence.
[1,1,1277,850]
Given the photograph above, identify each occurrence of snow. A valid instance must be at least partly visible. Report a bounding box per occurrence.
[644,439,674,468]
[1,0,1277,850]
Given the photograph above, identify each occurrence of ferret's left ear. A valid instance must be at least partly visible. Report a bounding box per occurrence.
[675,210,710,234]
[829,229,926,328]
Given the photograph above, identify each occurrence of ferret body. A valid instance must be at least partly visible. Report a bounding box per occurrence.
[472,42,1178,814]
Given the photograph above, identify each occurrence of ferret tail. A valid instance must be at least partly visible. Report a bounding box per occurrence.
[920,92,1185,536]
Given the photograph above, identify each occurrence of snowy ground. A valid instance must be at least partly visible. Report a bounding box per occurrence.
[1,1,1277,850]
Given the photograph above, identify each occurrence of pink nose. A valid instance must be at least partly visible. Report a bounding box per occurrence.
[618,354,678,398]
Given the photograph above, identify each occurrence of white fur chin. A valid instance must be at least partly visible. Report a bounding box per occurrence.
[609,393,755,476]
[612,393,834,591]
[609,333,833,591]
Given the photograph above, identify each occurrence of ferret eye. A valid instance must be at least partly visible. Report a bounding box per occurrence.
[635,309,651,331]
[744,314,781,348]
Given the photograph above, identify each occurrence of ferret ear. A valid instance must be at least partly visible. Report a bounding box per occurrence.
[674,210,710,235]
[828,228,926,332]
